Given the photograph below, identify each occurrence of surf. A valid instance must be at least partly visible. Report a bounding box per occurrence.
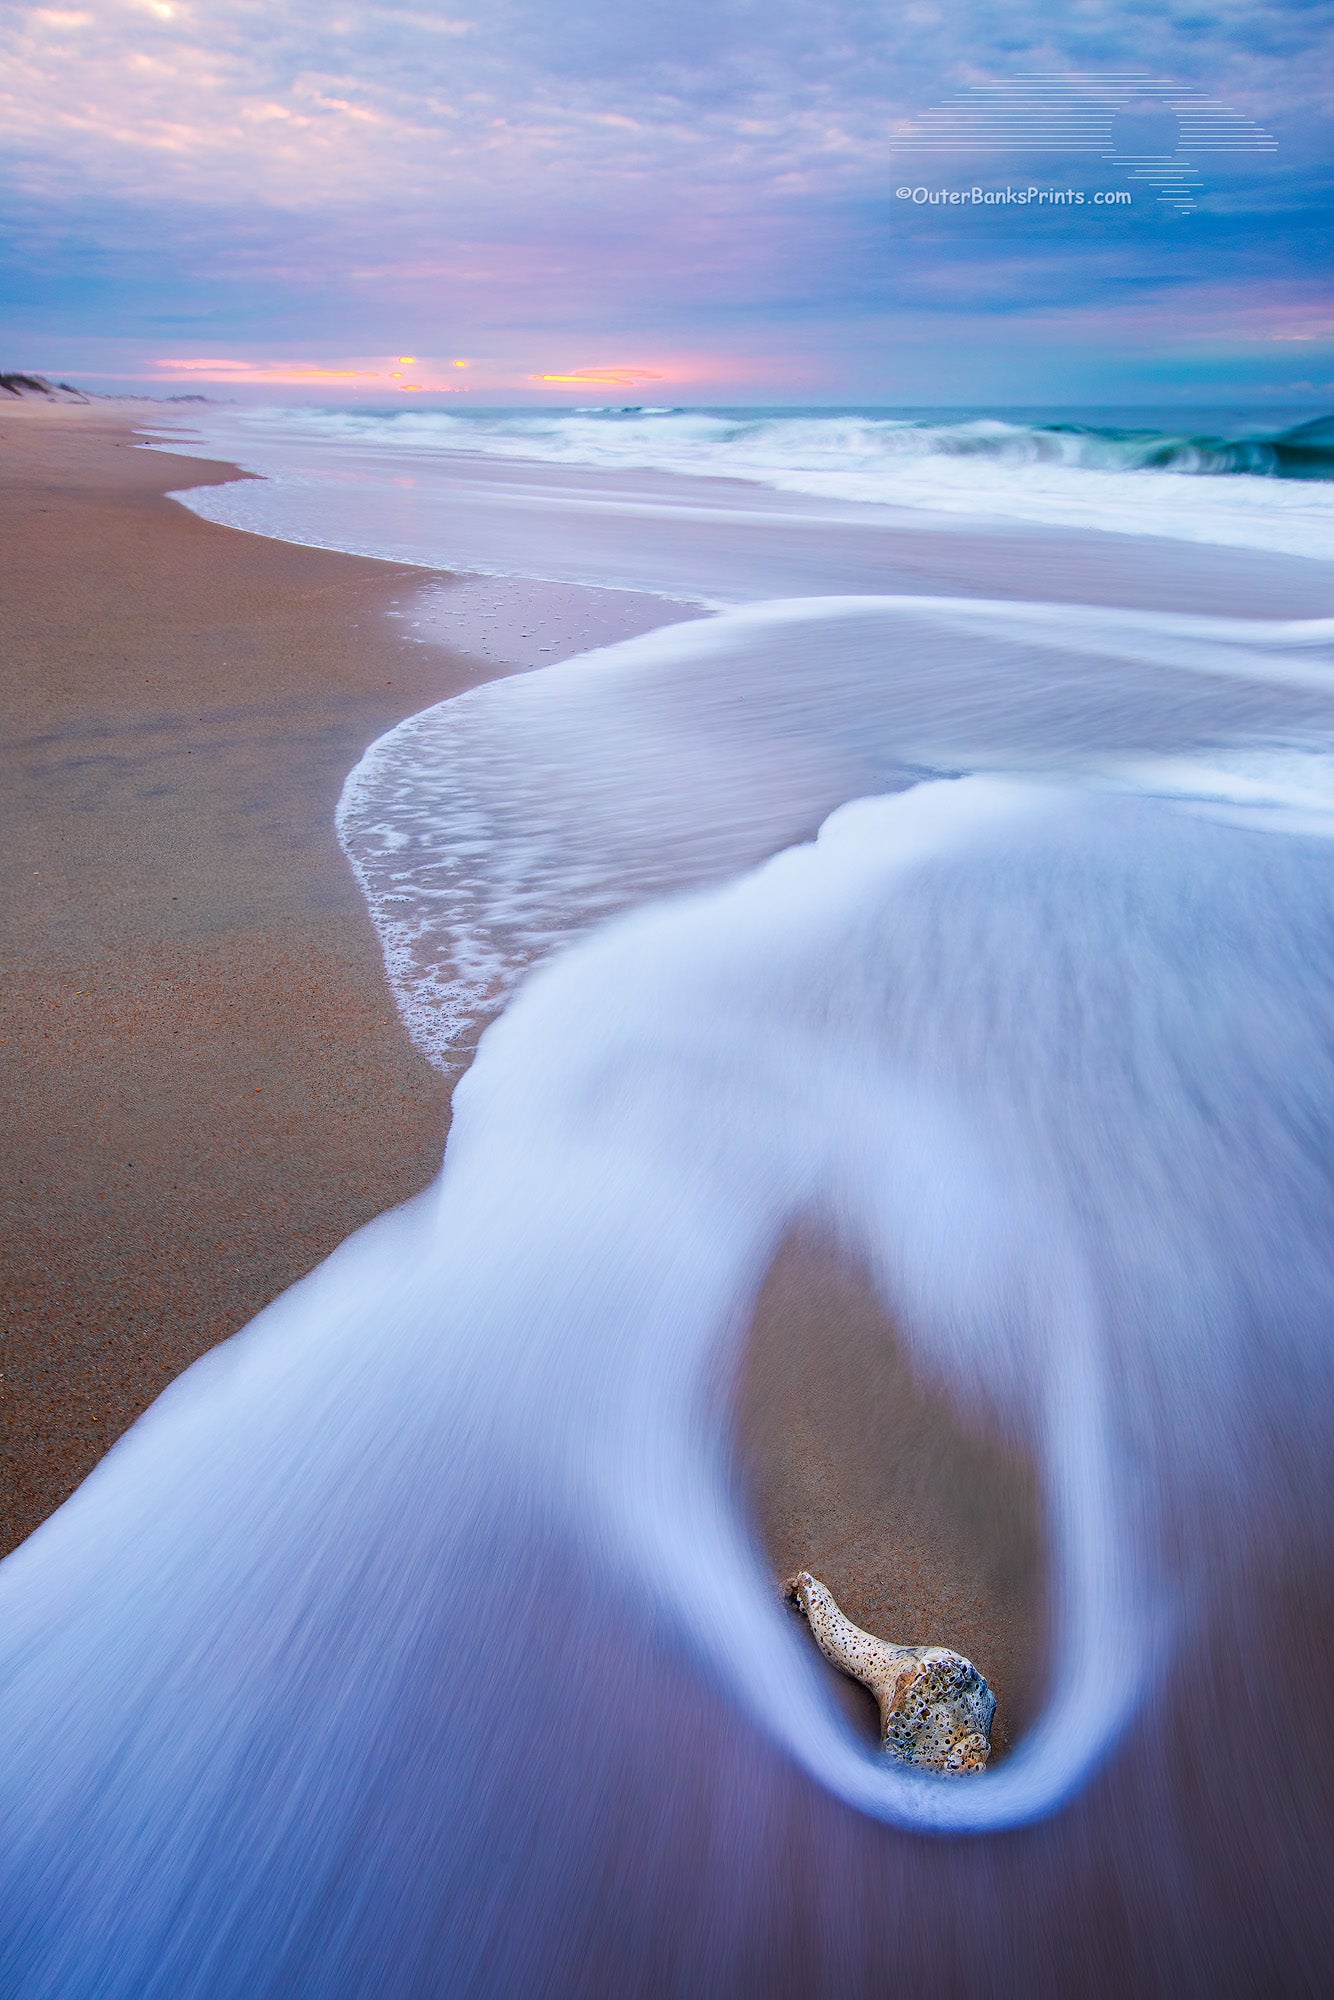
[1,596,1332,1991]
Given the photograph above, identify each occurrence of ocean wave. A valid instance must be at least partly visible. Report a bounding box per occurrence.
[162,402,1334,563]
[2,597,1333,1988]
[236,403,1334,483]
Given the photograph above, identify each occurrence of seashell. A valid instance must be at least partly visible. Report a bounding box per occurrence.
[784,1571,995,1774]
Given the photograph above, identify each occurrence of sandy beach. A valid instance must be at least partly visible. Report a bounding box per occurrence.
[0,402,495,1552]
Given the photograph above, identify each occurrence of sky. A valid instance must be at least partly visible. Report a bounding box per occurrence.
[1,0,1331,405]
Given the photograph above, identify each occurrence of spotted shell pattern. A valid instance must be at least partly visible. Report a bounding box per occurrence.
[784,1571,995,1775]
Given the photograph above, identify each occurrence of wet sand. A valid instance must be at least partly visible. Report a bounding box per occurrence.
[0,403,495,1551]
[740,1231,1045,1755]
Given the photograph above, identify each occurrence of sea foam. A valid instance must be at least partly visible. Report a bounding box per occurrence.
[336,595,1334,1062]
[154,403,1334,563]
[2,763,1332,2000]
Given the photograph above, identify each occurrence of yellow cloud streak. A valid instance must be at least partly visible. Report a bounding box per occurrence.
[534,368,666,386]
[151,356,467,389]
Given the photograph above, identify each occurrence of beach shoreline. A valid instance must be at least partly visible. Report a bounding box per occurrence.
[4,400,1333,1996]
[0,401,501,1552]
[160,405,1334,619]
[0,398,1048,1739]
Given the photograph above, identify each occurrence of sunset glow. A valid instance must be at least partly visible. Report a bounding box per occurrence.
[150,356,466,391]
[137,353,721,401]
[534,368,667,387]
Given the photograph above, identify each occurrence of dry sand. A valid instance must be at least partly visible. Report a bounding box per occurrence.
[0,400,1043,1742]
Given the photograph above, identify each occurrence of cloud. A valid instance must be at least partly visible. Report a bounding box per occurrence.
[532,366,667,386]
[1,0,1330,400]
[3,0,1326,216]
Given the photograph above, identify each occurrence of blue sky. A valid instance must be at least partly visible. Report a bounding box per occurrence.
[2,1,1330,403]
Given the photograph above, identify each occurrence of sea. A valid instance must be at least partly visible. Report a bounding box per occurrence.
[162,402,1334,571]
[1,403,1331,1994]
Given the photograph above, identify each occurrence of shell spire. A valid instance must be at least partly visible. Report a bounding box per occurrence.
[784,1571,995,1774]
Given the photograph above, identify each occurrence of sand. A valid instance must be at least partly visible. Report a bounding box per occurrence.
[0,399,1044,1742]
[739,1233,1044,1754]
[0,403,496,1551]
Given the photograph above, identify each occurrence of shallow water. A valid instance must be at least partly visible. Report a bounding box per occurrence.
[337,596,1334,1056]
[2,434,1333,1992]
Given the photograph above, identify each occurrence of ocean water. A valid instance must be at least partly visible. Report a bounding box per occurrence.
[337,595,1334,1057]
[1,416,1333,1992]
[156,402,1334,566]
